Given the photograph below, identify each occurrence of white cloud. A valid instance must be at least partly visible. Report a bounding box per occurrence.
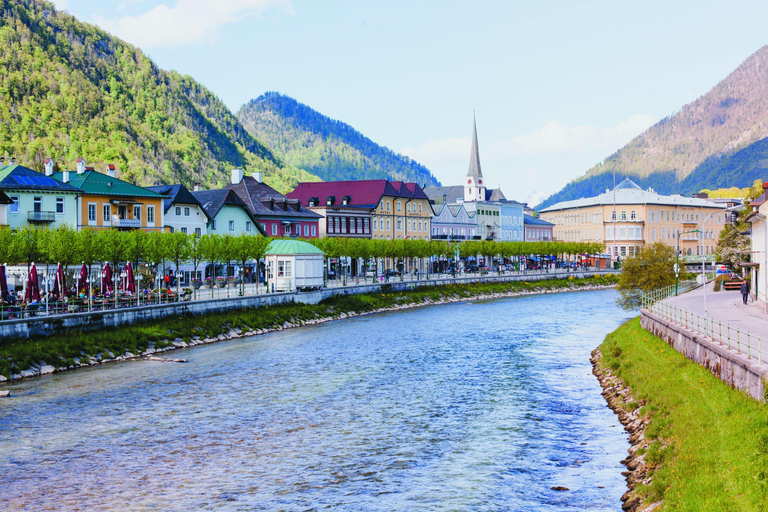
[94,0,294,49]
[50,0,69,10]
[401,137,470,164]
[489,114,657,157]
[525,190,551,207]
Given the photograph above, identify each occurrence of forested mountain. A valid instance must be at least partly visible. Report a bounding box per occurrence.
[0,0,318,192]
[237,92,440,186]
[538,45,768,209]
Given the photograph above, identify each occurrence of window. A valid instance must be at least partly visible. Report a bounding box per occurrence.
[260,223,266,232]
[56,197,64,214]
[212,220,217,231]
[88,204,96,222]
[181,227,187,234]
[304,225,309,237]
[169,227,174,233]
[397,202,402,212]
[246,221,252,232]
[407,203,411,212]
[195,227,201,237]
[373,218,378,230]
[620,211,627,221]
[284,224,290,235]
[311,225,316,236]
[184,207,190,216]
[9,196,18,214]
[176,207,181,216]
[364,218,369,233]
[397,219,402,231]
[271,224,277,235]
[103,204,111,222]
[357,218,362,233]
[133,205,141,221]
[33,196,42,212]
[341,217,347,232]
[147,206,155,224]
[229,220,235,231]
[386,201,390,210]
[630,211,636,221]
[295,224,300,235]
[419,203,422,213]
[387,218,391,230]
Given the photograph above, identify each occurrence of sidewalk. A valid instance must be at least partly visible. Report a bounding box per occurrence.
[663,282,768,336]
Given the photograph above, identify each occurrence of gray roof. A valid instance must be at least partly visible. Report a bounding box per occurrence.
[424,185,464,204]
[524,214,554,227]
[467,114,483,179]
[486,188,506,201]
[539,178,729,212]
[146,184,206,217]
[226,176,322,220]
[192,189,267,236]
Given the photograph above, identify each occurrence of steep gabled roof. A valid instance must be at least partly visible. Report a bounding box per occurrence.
[486,188,506,201]
[423,185,465,204]
[467,114,483,180]
[226,176,322,219]
[192,188,267,235]
[51,170,165,198]
[288,179,397,209]
[145,183,206,218]
[0,164,80,193]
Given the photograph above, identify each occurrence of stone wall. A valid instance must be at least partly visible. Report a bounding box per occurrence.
[0,270,613,341]
[641,309,768,401]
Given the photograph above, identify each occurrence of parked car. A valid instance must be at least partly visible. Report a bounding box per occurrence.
[382,269,400,279]
[326,270,336,280]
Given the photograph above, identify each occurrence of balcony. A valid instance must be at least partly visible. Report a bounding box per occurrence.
[111,217,141,228]
[28,211,55,223]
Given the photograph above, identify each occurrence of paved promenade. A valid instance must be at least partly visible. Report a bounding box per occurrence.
[663,282,768,336]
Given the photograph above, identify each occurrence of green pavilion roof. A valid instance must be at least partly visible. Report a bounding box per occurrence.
[265,239,325,255]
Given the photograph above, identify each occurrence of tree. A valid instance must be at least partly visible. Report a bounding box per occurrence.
[166,232,191,300]
[188,234,205,300]
[714,224,750,274]
[617,242,676,310]
[199,234,222,299]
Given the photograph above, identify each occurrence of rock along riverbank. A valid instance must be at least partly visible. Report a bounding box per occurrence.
[1,280,616,387]
[591,347,661,512]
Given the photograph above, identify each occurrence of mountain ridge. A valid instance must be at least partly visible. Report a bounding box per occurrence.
[237,92,440,187]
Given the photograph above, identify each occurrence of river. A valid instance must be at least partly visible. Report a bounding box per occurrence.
[0,289,634,511]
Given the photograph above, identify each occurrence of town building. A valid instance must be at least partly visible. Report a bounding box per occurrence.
[0,190,13,226]
[52,159,166,232]
[0,159,80,230]
[747,182,768,310]
[524,214,554,241]
[225,170,321,238]
[287,179,433,240]
[192,188,266,237]
[145,183,209,236]
[539,178,728,259]
[498,201,525,242]
[431,203,476,241]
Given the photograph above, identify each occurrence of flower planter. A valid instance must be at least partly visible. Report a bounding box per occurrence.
[216,281,227,288]
[205,282,215,289]
[192,282,202,290]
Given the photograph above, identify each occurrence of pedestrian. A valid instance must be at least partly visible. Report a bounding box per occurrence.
[741,280,750,305]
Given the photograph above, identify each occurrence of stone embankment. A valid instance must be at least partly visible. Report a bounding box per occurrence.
[591,348,662,512]
[1,282,614,385]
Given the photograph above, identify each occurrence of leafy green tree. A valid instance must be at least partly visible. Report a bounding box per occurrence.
[617,242,676,310]
[11,226,41,273]
[199,234,222,298]
[166,232,191,300]
[188,233,206,300]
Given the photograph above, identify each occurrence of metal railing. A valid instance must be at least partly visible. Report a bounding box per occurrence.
[641,284,767,365]
[27,211,55,222]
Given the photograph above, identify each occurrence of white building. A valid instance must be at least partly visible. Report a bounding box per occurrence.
[748,183,768,310]
[146,184,209,236]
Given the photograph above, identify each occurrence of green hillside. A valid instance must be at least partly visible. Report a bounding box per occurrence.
[0,0,318,192]
[237,92,440,186]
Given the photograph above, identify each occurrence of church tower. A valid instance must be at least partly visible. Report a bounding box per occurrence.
[464,113,486,202]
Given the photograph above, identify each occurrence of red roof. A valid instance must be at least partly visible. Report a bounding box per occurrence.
[76,157,85,163]
[106,164,116,170]
[287,179,428,208]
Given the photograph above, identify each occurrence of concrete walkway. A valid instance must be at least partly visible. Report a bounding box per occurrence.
[663,282,768,336]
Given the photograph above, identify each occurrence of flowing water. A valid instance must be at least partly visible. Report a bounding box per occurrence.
[0,289,634,511]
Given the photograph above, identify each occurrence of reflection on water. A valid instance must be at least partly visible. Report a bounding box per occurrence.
[0,289,633,511]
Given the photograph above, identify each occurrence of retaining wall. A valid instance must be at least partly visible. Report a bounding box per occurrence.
[0,270,613,341]
[641,309,768,401]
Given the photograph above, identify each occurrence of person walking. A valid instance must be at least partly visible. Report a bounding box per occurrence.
[740,280,750,305]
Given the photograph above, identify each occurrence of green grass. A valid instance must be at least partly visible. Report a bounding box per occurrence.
[600,318,768,511]
[0,274,617,379]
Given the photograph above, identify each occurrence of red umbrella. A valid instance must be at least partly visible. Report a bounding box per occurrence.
[0,264,7,299]
[78,263,88,294]
[25,263,40,303]
[101,263,113,294]
[125,262,135,294]
[51,263,66,300]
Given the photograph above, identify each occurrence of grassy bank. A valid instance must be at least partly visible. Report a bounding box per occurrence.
[0,274,617,379]
[598,317,768,511]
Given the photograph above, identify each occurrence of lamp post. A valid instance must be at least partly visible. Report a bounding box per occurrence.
[120,269,128,309]
[113,272,119,310]
[701,213,712,335]
[43,269,49,317]
[137,273,142,308]
[97,269,105,311]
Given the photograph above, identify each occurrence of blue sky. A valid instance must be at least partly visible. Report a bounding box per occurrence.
[52,0,768,204]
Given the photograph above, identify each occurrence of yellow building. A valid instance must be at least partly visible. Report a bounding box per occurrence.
[539,179,727,259]
[53,161,166,232]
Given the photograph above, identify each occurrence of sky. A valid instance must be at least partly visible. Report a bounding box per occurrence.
[51,0,768,205]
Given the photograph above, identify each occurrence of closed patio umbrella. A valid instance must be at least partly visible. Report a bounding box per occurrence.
[52,263,66,300]
[78,263,88,295]
[125,262,135,294]
[101,263,113,294]
[25,262,40,303]
[0,264,7,299]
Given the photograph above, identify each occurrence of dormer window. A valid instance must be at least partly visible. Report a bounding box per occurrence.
[326,196,335,206]
[308,197,319,207]
[342,195,351,206]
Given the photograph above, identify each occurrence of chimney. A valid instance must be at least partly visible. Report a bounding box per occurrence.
[44,158,54,176]
[253,171,262,183]
[605,188,610,193]
[62,171,70,183]
[231,168,243,185]
[193,182,201,192]
[10,156,16,166]
[442,194,447,204]
[76,158,86,174]
[106,164,116,178]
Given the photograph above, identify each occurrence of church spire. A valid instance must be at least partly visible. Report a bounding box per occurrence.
[467,111,483,179]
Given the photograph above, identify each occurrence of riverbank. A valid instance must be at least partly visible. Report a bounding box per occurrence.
[0,274,617,383]
[594,317,768,511]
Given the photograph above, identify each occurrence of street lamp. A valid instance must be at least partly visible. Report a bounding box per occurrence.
[137,273,142,308]
[701,213,713,335]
